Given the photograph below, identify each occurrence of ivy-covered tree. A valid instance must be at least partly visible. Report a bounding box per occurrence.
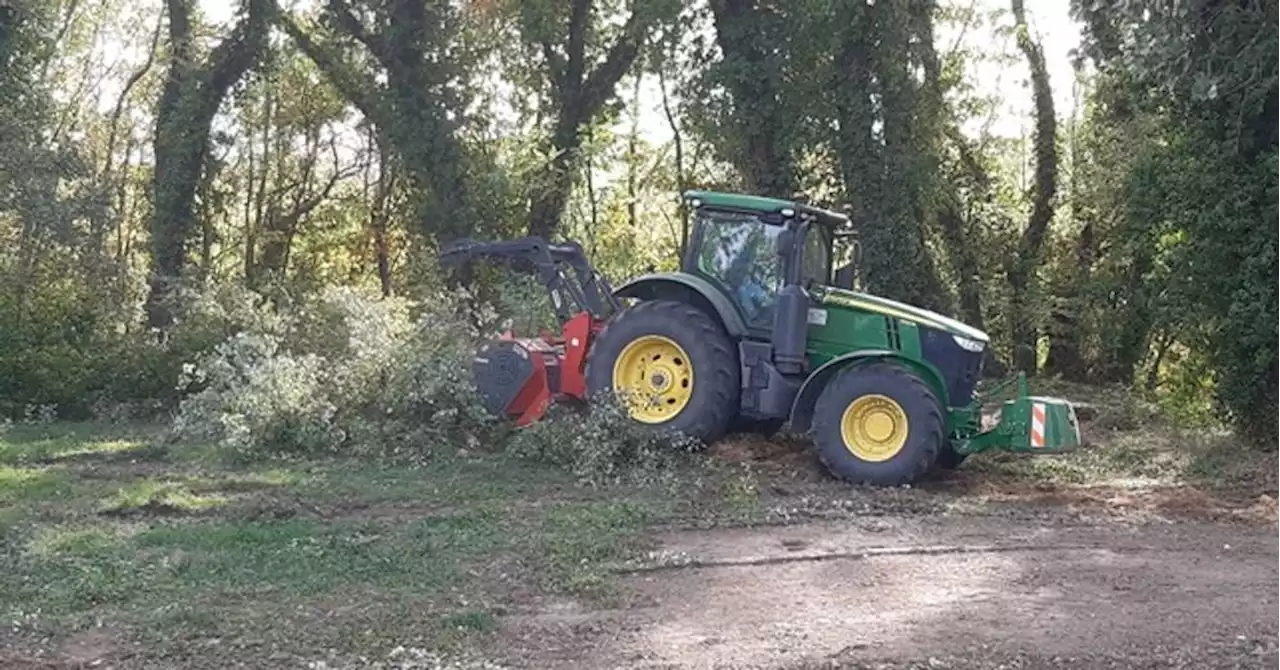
[1071,0,1277,443]
[146,0,272,328]
[515,0,675,239]
[1004,0,1057,374]
[281,0,495,246]
[702,0,798,197]
[828,0,950,313]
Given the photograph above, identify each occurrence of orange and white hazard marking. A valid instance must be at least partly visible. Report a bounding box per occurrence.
[1030,402,1046,448]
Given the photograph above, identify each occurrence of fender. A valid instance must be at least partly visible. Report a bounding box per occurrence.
[613,272,747,338]
[788,350,950,433]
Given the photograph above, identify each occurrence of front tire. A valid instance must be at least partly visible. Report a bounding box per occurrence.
[934,444,968,470]
[812,362,944,486]
[585,300,739,443]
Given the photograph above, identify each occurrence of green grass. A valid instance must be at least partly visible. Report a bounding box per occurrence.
[1,406,1269,667]
[0,422,168,465]
[0,421,694,667]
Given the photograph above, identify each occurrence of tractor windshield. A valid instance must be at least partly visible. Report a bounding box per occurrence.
[694,209,783,327]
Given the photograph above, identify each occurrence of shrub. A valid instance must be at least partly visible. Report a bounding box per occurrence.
[173,333,345,456]
[167,280,716,480]
[506,393,700,487]
[173,286,497,459]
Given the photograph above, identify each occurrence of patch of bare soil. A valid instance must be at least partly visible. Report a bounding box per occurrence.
[1,628,131,670]
[497,516,1279,669]
[710,434,812,467]
[98,499,211,519]
[927,472,1279,526]
[66,460,173,480]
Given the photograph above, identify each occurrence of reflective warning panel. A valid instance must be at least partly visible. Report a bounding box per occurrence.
[998,395,1082,453]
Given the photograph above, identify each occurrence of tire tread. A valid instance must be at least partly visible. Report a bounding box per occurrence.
[585,300,739,443]
[812,362,944,486]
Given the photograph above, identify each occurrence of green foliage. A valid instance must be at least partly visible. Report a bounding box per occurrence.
[2,0,1275,462]
[174,287,496,458]
[507,395,699,488]
[1071,0,1278,445]
[0,0,119,419]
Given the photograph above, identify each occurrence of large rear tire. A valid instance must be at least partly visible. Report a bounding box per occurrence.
[812,362,944,486]
[585,300,739,443]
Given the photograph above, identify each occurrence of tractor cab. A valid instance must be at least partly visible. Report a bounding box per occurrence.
[680,190,854,333]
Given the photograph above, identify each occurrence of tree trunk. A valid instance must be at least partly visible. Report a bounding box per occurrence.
[656,64,689,257]
[245,77,273,286]
[529,117,583,239]
[1145,329,1174,392]
[367,131,395,298]
[938,202,984,329]
[1044,221,1094,379]
[626,73,640,232]
[526,0,652,238]
[584,133,599,257]
[1102,248,1154,383]
[708,0,794,197]
[832,0,878,242]
[372,216,393,298]
[148,115,208,327]
[834,0,949,313]
[145,0,270,328]
[1006,0,1057,374]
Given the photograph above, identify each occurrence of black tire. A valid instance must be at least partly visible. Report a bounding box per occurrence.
[585,300,739,443]
[812,362,945,486]
[933,444,968,470]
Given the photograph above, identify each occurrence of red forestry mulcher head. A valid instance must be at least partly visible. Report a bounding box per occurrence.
[438,237,620,426]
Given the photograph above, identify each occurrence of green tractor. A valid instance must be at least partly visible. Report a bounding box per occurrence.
[441,190,1081,486]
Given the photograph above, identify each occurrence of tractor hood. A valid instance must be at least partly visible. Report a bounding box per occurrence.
[818,287,990,344]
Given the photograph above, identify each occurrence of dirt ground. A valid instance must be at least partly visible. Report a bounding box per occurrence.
[3,421,1277,670]
[499,515,1279,669]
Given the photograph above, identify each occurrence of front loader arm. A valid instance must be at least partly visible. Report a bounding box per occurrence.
[439,236,619,324]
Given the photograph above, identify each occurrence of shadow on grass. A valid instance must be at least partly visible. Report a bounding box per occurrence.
[0,421,170,466]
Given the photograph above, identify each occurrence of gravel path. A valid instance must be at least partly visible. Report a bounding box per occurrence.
[500,516,1279,669]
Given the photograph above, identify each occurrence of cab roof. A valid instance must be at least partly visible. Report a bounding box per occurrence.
[682,190,850,229]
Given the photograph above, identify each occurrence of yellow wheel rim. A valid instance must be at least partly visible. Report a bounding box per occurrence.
[840,394,909,462]
[611,335,694,424]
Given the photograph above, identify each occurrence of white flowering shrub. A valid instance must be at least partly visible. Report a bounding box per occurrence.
[174,286,497,458]
[172,280,702,482]
[174,333,344,456]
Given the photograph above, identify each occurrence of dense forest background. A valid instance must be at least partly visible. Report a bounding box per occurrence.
[0,0,1275,447]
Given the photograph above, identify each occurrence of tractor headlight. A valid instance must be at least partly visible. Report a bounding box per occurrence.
[952,334,985,353]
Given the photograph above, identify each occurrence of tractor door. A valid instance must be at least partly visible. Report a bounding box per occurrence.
[802,224,834,287]
[685,208,786,332]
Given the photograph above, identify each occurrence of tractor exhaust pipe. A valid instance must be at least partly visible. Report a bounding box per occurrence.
[772,220,809,375]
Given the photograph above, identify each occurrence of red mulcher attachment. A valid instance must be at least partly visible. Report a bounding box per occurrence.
[440,237,619,426]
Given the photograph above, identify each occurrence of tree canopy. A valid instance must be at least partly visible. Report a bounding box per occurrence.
[0,0,1275,445]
